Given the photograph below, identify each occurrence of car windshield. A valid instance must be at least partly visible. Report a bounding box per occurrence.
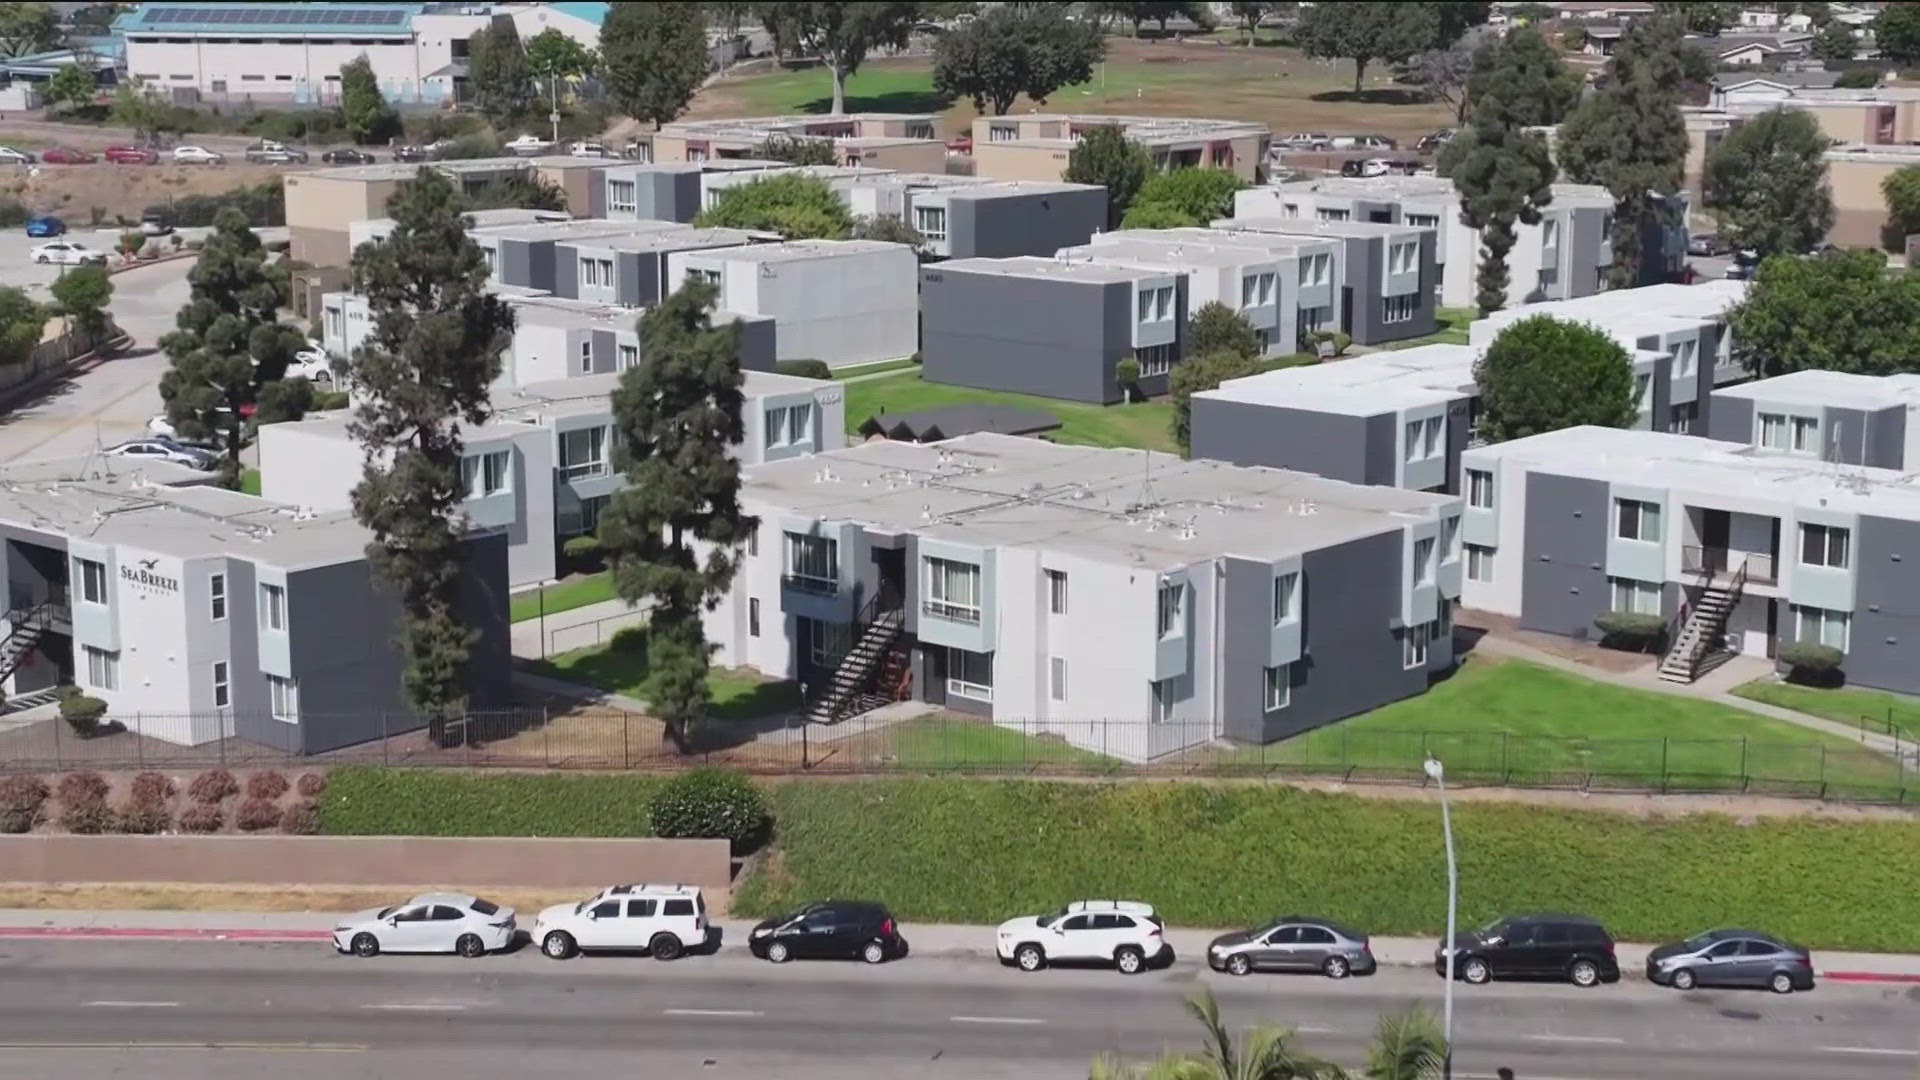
[1035,907,1070,928]
[1476,919,1507,939]
[376,906,397,919]
[469,899,500,916]
[1682,930,1722,950]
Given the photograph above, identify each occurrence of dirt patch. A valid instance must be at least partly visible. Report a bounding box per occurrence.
[0,160,287,222]
[0,881,725,916]
[1460,608,1660,674]
[1278,776,1920,823]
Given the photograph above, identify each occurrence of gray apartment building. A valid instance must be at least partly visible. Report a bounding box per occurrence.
[1208,217,1439,346]
[557,227,773,309]
[1709,370,1920,470]
[0,455,510,752]
[600,160,788,223]
[468,219,707,295]
[706,434,1462,760]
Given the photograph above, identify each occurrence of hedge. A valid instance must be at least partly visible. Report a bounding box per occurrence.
[317,766,665,837]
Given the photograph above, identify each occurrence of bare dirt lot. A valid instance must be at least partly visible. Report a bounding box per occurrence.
[0,160,285,224]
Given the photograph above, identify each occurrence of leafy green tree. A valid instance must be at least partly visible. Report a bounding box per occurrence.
[597,280,756,752]
[1704,107,1834,259]
[1228,1,1271,44]
[1188,300,1261,360]
[1876,1,1920,66]
[932,3,1104,116]
[110,77,171,144]
[1834,66,1878,89]
[1064,124,1153,229]
[707,0,754,38]
[0,287,45,368]
[848,212,926,253]
[1812,18,1857,63]
[1474,315,1638,442]
[469,17,535,121]
[340,55,400,145]
[1557,14,1690,288]
[1463,22,1579,127]
[1121,167,1243,228]
[346,170,515,737]
[1090,988,1348,1080]
[1882,163,1920,242]
[601,1,708,129]
[65,2,120,36]
[42,62,96,114]
[756,2,920,116]
[1727,249,1920,378]
[49,264,112,351]
[158,208,310,487]
[1171,349,1260,456]
[1654,0,1734,33]
[754,133,839,164]
[693,173,853,239]
[525,26,597,94]
[1297,1,1440,94]
[0,2,57,58]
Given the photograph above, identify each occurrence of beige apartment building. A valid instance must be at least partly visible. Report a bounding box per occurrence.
[629,114,948,173]
[969,114,1271,183]
[1825,144,1920,251]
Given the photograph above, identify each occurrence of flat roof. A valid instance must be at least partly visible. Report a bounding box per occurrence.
[526,155,622,169]
[603,159,786,176]
[1210,216,1424,240]
[1204,344,1479,416]
[744,434,1453,569]
[1263,176,1613,208]
[1466,425,1920,519]
[296,157,529,183]
[1469,281,1749,341]
[572,227,770,254]
[1826,143,1920,165]
[1715,370,1920,410]
[998,113,1269,141]
[1094,226,1335,257]
[474,219,682,243]
[686,238,907,264]
[937,256,1164,284]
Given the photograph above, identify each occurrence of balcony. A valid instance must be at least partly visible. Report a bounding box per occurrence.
[922,598,981,625]
[782,573,838,598]
[560,461,609,482]
[1683,545,1776,585]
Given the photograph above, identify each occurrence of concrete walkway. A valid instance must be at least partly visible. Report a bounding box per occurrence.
[509,597,648,660]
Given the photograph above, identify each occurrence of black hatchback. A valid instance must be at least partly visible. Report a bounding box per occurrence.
[1437,913,1620,987]
[747,900,907,964]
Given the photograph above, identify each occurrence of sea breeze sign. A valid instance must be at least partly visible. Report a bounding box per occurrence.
[120,561,179,595]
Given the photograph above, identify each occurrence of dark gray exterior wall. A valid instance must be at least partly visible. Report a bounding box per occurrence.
[1188,399,1373,485]
[732,314,776,372]
[1518,472,1619,640]
[949,188,1108,259]
[1870,404,1907,469]
[1363,413,1396,487]
[615,251,643,308]
[1342,232,1438,346]
[224,560,283,751]
[1440,398,1470,495]
[546,241,574,297]
[1564,206,1607,300]
[1847,513,1920,695]
[1706,392,1752,444]
[497,238,536,291]
[1826,405,1908,469]
[920,268,1125,404]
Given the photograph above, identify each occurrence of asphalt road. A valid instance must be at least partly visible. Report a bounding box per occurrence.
[0,939,1915,1080]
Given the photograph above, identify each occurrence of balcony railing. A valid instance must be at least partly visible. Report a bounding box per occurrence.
[1683,545,1776,585]
[922,599,981,625]
[560,461,609,482]
[782,573,838,598]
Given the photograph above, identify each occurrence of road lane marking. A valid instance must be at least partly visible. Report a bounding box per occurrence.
[1527,1034,1625,1045]
[663,1008,764,1018]
[950,1016,1046,1026]
[1295,1025,1335,1034]
[85,1001,179,1008]
[1822,1046,1920,1057]
[360,1003,467,1012]
[0,1042,363,1052]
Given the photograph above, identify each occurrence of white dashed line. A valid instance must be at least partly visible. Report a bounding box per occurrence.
[663,1008,764,1018]
[85,1001,179,1008]
[360,1003,467,1012]
[1528,1034,1625,1046]
[1295,1025,1336,1034]
[1821,1046,1920,1057]
[950,1016,1047,1026]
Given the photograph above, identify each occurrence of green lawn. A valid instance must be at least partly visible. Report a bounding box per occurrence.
[729,65,951,116]
[239,468,261,496]
[878,716,1123,772]
[509,572,616,623]
[524,627,801,721]
[846,370,1177,454]
[1212,658,1908,799]
[1732,679,1920,743]
[1383,306,1476,350]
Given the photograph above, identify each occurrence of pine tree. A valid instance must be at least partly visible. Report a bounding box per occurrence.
[346,170,515,736]
[340,55,399,145]
[596,280,757,751]
[470,17,535,122]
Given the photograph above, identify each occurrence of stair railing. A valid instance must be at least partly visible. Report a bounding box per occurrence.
[1672,557,1750,678]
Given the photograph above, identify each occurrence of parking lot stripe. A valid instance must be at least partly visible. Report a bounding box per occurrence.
[84,1001,179,1008]
[1821,1046,1920,1057]
[1527,1034,1625,1045]
[662,1008,764,1018]
[360,1004,467,1012]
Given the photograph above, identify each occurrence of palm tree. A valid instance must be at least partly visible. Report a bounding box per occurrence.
[1089,991,1447,1080]
[1363,1007,1447,1080]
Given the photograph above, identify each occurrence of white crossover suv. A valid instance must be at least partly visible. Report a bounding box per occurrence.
[996,899,1167,974]
[533,883,708,960]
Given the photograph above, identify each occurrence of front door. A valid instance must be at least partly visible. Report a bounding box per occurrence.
[1701,509,1730,564]
[1053,914,1097,960]
[1294,926,1337,969]
[872,547,905,610]
[1256,925,1300,970]
[577,898,624,948]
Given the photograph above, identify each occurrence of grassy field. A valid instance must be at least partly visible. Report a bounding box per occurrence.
[846,369,1178,453]
[509,573,616,624]
[239,468,261,496]
[1733,679,1920,741]
[524,627,802,721]
[879,716,1122,772]
[833,357,920,380]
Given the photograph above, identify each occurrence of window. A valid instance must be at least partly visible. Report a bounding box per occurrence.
[1272,572,1298,624]
[785,533,838,593]
[805,617,852,667]
[1670,400,1697,434]
[83,645,118,691]
[1157,580,1185,640]
[925,556,981,623]
[579,338,592,373]
[209,573,227,621]
[747,528,758,557]
[1282,202,1300,217]
[1317,207,1350,222]
[686,267,721,286]
[1298,252,1331,287]
[1541,217,1560,248]
[559,426,609,480]
[1049,656,1067,701]
[1404,419,1421,464]
[482,246,497,274]
[1240,271,1275,308]
[1794,605,1849,650]
[1466,468,1493,509]
[1634,373,1651,410]
[662,898,695,917]
[988,122,1017,142]
[1413,537,1436,586]
[1388,240,1418,275]
[1135,343,1177,377]
[764,406,787,448]
[1405,212,1440,230]
[1152,285,1174,321]
[948,646,993,700]
[1800,523,1850,569]
[1609,576,1661,615]
[912,204,947,241]
[1758,413,1788,451]
[77,558,107,605]
[608,179,636,214]
[1466,543,1495,583]
[212,661,229,708]
[1615,498,1661,543]
[461,450,511,499]
[261,582,286,631]
[618,343,638,370]
[1792,415,1818,453]
[1383,293,1417,324]
[1152,678,1177,722]
[626,899,659,918]
[1403,625,1429,668]
[1264,664,1290,711]
[1424,416,1442,458]
[1046,569,1068,615]
[581,256,614,288]
[786,404,813,445]
[1441,516,1459,560]
[1673,338,1696,378]
[748,597,760,638]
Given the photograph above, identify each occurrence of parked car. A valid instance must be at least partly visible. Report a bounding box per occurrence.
[31,240,106,265]
[532,883,709,960]
[1416,128,1456,153]
[104,144,158,165]
[170,144,224,165]
[1437,913,1620,987]
[0,145,33,165]
[1646,929,1814,994]
[996,899,1168,975]
[105,438,216,470]
[148,403,250,445]
[333,893,517,957]
[504,133,552,156]
[283,348,337,385]
[1207,915,1376,979]
[1331,134,1396,150]
[566,141,614,158]
[139,212,172,237]
[245,140,309,164]
[1279,132,1333,150]
[1687,233,1731,257]
[39,147,96,165]
[1341,158,1391,178]
[322,148,377,165]
[748,900,906,964]
[24,216,64,237]
[391,144,428,163]
[946,133,973,153]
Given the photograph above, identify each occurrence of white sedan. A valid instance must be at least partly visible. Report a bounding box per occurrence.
[0,145,32,165]
[505,133,552,155]
[285,348,338,385]
[32,241,106,265]
[333,893,517,957]
[171,144,224,165]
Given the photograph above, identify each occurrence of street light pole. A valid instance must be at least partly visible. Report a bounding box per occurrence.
[1425,755,1457,1080]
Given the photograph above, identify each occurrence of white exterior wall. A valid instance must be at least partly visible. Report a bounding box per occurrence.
[673,245,920,368]
[504,321,583,387]
[1458,449,1529,617]
[320,292,373,360]
[90,545,205,741]
[258,424,364,513]
[705,501,800,677]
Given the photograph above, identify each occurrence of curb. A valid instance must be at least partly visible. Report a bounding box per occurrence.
[0,926,332,943]
[1819,970,1920,984]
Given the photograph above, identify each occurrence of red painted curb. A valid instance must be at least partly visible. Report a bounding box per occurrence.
[1821,971,1920,984]
[0,926,331,942]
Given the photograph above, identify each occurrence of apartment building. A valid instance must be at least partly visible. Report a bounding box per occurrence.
[919,257,1185,404]
[599,160,788,224]
[347,206,570,253]
[0,454,509,751]
[1459,425,1920,695]
[970,115,1272,183]
[260,370,843,588]
[1709,370,1920,470]
[1824,144,1920,250]
[707,434,1461,760]
[557,228,773,308]
[1208,217,1439,346]
[1234,177,1618,310]
[666,240,920,368]
[465,219,693,294]
[630,114,946,173]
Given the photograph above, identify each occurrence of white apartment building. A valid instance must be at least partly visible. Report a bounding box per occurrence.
[667,240,920,368]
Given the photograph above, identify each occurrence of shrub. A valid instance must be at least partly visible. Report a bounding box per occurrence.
[312,390,350,411]
[1779,641,1845,685]
[155,179,285,229]
[245,770,290,800]
[178,804,224,833]
[128,772,175,807]
[1115,355,1141,401]
[114,803,171,834]
[55,770,109,807]
[235,797,283,832]
[187,768,240,804]
[562,534,603,571]
[1593,610,1668,650]
[647,768,768,852]
[58,801,113,834]
[58,691,108,738]
[0,774,49,813]
[0,807,33,833]
[1302,329,1353,357]
[318,767,667,836]
[1835,68,1880,89]
[295,772,327,798]
[0,198,27,228]
[280,800,320,835]
[774,358,833,380]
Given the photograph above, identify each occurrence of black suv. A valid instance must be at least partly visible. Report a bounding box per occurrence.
[1437,914,1619,987]
[747,900,907,964]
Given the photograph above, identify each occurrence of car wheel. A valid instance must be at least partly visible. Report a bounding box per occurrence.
[34,255,47,264]
[1114,945,1146,975]
[1461,957,1491,985]
[350,932,380,958]
[1568,959,1600,987]
[651,932,685,961]
[1225,953,1252,977]
[1770,971,1795,995]
[1670,968,1697,991]
[765,941,791,963]
[313,371,333,385]
[1014,943,1046,972]
[541,931,576,960]
[1323,955,1351,980]
[861,941,887,965]
[455,933,486,958]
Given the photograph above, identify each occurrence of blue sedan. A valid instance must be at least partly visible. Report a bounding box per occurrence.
[25,216,64,238]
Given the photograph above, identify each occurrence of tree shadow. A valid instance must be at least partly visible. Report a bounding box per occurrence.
[1309,88,1431,106]
[791,88,954,115]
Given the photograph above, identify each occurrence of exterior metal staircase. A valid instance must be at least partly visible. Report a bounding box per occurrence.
[805,584,906,724]
[0,600,57,686]
[1658,560,1747,684]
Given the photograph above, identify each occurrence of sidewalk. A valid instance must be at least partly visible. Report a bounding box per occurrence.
[509,597,647,660]
[1,908,1914,983]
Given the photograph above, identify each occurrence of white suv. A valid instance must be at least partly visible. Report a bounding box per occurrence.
[532,883,708,960]
[996,900,1166,974]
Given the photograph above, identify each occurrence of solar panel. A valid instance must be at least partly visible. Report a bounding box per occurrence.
[131,4,413,30]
